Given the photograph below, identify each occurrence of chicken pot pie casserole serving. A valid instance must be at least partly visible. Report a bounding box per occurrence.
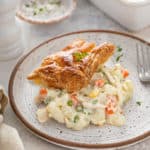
[27,39,133,130]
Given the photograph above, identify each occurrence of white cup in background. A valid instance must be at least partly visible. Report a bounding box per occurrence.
[0,0,24,61]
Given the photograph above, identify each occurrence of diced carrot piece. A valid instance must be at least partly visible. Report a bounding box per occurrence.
[70,93,79,107]
[122,69,129,78]
[95,79,105,87]
[105,107,114,115]
[105,95,117,115]
[39,88,47,96]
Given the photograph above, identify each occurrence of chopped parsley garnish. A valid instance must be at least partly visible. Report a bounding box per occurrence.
[49,0,61,5]
[105,80,110,85]
[116,54,123,62]
[115,45,123,62]
[117,46,122,52]
[58,90,63,96]
[59,105,62,109]
[98,68,102,72]
[33,11,37,16]
[39,8,44,12]
[44,96,51,105]
[25,4,30,7]
[67,100,73,106]
[88,112,92,115]
[31,1,37,8]
[136,101,142,106]
[33,7,47,16]
[76,105,83,112]
[73,52,88,62]
[74,115,79,123]
[92,99,98,104]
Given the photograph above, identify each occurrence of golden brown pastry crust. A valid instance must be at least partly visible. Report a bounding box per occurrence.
[27,39,115,92]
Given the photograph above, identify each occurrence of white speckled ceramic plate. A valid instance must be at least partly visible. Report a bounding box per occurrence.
[9,30,150,149]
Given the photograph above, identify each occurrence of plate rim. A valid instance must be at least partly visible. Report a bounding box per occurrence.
[8,30,150,149]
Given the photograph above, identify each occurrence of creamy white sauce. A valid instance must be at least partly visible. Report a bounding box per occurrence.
[36,64,133,130]
[21,0,66,20]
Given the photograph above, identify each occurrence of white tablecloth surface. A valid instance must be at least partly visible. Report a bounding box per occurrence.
[0,0,149,149]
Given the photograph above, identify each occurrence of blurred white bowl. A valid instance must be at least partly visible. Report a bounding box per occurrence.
[16,0,76,24]
[89,0,150,31]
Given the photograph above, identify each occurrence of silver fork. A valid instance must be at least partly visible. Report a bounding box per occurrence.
[136,43,150,82]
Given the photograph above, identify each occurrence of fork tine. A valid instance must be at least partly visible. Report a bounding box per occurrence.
[136,44,140,74]
[140,45,146,73]
[143,45,150,77]
[136,43,150,82]
[146,46,150,74]
[136,44,144,76]
[141,44,149,74]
